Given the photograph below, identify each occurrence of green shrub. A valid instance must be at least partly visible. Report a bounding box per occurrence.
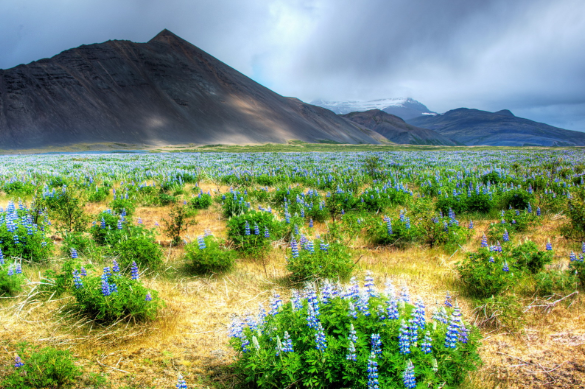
[3,181,35,196]
[90,210,125,245]
[508,241,552,274]
[190,192,212,209]
[2,343,82,389]
[569,259,585,290]
[0,202,53,261]
[230,277,481,388]
[222,191,250,218]
[42,188,89,233]
[185,235,236,274]
[561,195,585,240]
[368,214,422,248]
[158,192,176,205]
[286,239,353,282]
[0,261,25,296]
[110,197,136,217]
[500,189,534,210]
[161,204,196,245]
[534,270,578,296]
[71,261,163,322]
[115,235,164,271]
[227,211,278,256]
[457,249,515,298]
[88,186,109,203]
[420,215,472,253]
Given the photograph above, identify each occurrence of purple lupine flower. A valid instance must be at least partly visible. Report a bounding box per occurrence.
[445,291,453,307]
[291,289,303,311]
[264,226,270,238]
[570,252,577,262]
[481,234,488,248]
[15,262,22,274]
[73,270,83,289]
[14,355,24,368]
[348,301,358,319]
[371,333,382,357]
[70,248,78,259]
[468,220,474,229]
[398,320,411,354]
[282,331,294,353]
[176,373,188,389]
[101,279,111,296]
[112,260,119,273]
[365,271,376,297]
[546,241,553,251]
[444,306,461,348]
[421,331,432,354]
[403,360,416,389]
[198,236,206,250]
[413,298,426,330]
[399,285,410,302]
[503,261,510,272]
[254,224,260,235]
[80,267,87,277]
[503,229,509,242]
[145,292,152,301]
[291,238,299,258]
[309,218,313,228]
[269,293,282,315]
[367,352,379,389]
[459,323,470,344]
[131,261,139,280]
[346,324,357,361]
[315,322,327,351]
[386,298,399,320]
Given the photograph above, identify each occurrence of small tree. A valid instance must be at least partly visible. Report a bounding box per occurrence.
[40,188,89,233]
[162,204,196,245]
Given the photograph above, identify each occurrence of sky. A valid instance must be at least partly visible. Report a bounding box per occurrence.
[2,0,585,131]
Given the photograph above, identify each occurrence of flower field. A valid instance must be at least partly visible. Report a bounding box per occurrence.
[0,149,584,388]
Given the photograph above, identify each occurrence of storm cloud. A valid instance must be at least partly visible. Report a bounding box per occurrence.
[2,0,584,131]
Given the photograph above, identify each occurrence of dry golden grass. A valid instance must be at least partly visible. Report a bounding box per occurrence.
[1,191,584,389]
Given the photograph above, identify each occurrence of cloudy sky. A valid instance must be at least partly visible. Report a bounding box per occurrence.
[2,0,585,131]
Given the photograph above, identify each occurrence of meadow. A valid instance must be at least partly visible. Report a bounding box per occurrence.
[0,149,584,388]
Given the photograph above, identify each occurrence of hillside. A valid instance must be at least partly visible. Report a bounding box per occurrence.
[312,98,437,120]
[407,108,585,146]
[0,30,384,149]
[341,109,458,146]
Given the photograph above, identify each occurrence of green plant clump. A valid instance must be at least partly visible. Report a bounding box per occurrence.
[184,235,236,274]
[286,239,353,282]
[190,191,213,209]
[0,260,25,296]
[230,277,481,388]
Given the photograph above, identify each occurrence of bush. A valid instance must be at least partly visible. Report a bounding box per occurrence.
[161,204,196,245]
[110,197,136,217]
[561,195,585,240]
[71,260,163,322]
[3,181,35,196]
[286,239,353,282]
[472,294,524,330]
[508,241,552,274]
[0,202,53,261]
[230,277,481,388]
[419,214,472,253]
[42,188,89,233]
[457,249,516,298]
[184,235,236,274]
[158,192,176,206]
[115,235,164,271]
[227,211,279,256]
[368,214,422,248]
[0,261,25,296]
[2,343,82,389]
[534,270,578,296]
[190,192,212,209]
[222,191,250,218]
[569,259,585,290]
[88,186,109,203]
[500,189,534,210]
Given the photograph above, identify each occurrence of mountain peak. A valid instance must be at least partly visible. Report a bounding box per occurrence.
[496,109,515,117]
[149,29,182,43]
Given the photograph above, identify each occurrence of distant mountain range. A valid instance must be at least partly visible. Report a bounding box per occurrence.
[341,110,458,146]
[311,98,437,121]
[407,108,585,146]
[0,29,385,149]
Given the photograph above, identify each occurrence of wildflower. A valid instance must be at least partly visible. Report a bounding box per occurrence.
[537,207,541,216]
[347,277,360,300]
[357,292,371,316]
[291,289,303,311]
[252,335,260,351]
[176,373,188,389]
[400,284,410,302]
[348,301,358,319]
[413,298,426,330]
[269,293,282,315]
[489,256,495,263]
[241,334,250,353]
[109,282,118,294]
[459,323,470,344]
[365,271,376,297]
[100,217,106,229]
[145,292,152,301]
[80,267,87,277]
[346,324,357,361]
[371,333,382,357]
[309,218,313,228]
[315,322,327,351]
[570,251,577,262]
[307,304,320,329]
[14,355,24,368]
[264,226,270,238]
[367,352,380,389]
[386,298,399,320]
[398,320,411,354]
[403,360,416,389]
[117,219,123,230]
[70,248,78,259]
[101,279,111,296]
[468,220,474,229]
[546,241,553,251]
[15,262,22,274]
[319,242,329,252]
[386,217,393,235]
[73,270,83,289]
[291,238,299,258]
[282,331,294,353]
[306,240,314,254]
[198,236,206,250]
[503,229,509,242]
[503,261,509,272]
[112,259,120,273]
[244,221,250,235]
[444,306,461,348]
[131,261,139,280]
[254,224,260,235]
[445,291,453,307]
[421,331,432,354]
[481,234,488,248]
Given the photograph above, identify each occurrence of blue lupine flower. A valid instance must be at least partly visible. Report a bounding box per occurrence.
[346,324,357,361]
[421,331,432,354]
[270,293,282,315]
[70,248,78,259]
[315,322,327,351]
[14,355,24,368]
[112,260,119,273]
[536,207,541,216]
[570,252,577,262]
[459,323,470,344]
[503,229,509,242]
[413,298,426,330]
[228,318,243,338]
[80,267,87,277]
[386,217,393,235]
[131,261,139,280]
[582,241,585,254]
[503,261,509,272]
[386,298,399,320]
[254,224,260,235]
[109,282,118,294]
[371,333,382,357]
[101,279,111,296]
[357,292,370,316]
[198,236,206,250]
[365,271,376,297]
[306,240,314,253]
[347,277,360,300]
[291,289,303,311]
[73,270,83,289]
[398,320,411,354]
[546,241,552,251]
[348,300,358,319]
[244,221,250,236]
[176,373,188,389]
[403,360,416,389]
[468,220,474,229]
[13,234,19,244]
[7,265,14,276]
[306,304,320,329]
[319,242,329,252]
[408,318,419,344]
[527,203,532,213]
[309,218,313,228]
[0,248,4,265]
[291,239,299,258]
[282,331,294,353]
[400,285,410,302]
[15,262,22,274]
[445,291,453,307]
[264,226,270,238]
[241,334,250,353]
[444,307,461,348]
[481,234,488,247]
[366,352,380,389]
[145,292,152,301]
[117,219,123,230]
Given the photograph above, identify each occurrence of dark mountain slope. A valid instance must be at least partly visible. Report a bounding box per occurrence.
[341,109,458,146]
[407,108,585,146]
[0,29,383,149]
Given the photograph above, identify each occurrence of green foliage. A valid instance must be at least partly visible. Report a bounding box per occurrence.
[161,204,196,245]
[534,270,578,296]
[368,214,422,248]
[1,343,82,389]
[569,260,585,290]
[230,278,482,388]
[0,204,53,262]
[158,192,176,206]
[286,239,353,282]
[87,186,109,203]
[227,211,278,256]
[110,197,136,217]
[0,262,25,296]
[115,234,164,271]
[3,181,35,196]
[222,191,250,218]
[326,191,357,219]
[508,240,552,274]
[500,189,534,210]
[561,195,585,240]
[457,249,515,298]
[436,193,495,215]
[190,192,212,209]
[184,235,236,274]
[420,215,472,254]
[71,264,163,322]
[363,155,383,178]
[472,294,524,330]
[42,189,89,233]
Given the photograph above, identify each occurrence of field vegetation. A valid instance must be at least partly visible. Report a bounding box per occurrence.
[0,149,584,388]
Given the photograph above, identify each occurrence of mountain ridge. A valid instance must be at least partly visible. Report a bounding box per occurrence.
[311,98,437,120]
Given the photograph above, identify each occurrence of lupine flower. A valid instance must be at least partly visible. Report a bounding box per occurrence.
[241,334,250,353]
[348,301,358,319]
[73,270,83,289]
[101,279,111,296]
[444,306,461,348]
[14,355,24,368]
[112,260,120,272]
[386,217,393,235]
[291,289,303,311]
[80,267,87,277]
[536,207,541,216]
[270,293,282,315]
[398,320,411,354]
[309,218,313,228]
[367,352,379,389]
[306,240,314,253]
[109,282,118,294]
[176,373,188,389]
[445,291,453,307]
[131,261,139,280]
[244,221,250,235]
[503,229,509,242]
[346,324,358,361]
[489,256,495,263]
[386,298,399,320]
[459,323,470,344]
[282,331,294,353]
[403,360,416,389]
[399,285,410,302]
[100,218,106,228]
[481,234,488,248]
[319,242,329,252]
[315,322,327,351]
[276,335,284,356]
[70,248,78,259]
[347,277,360,300]
[502,261,509,272]
[306,304,320,329]
[357,292,371,316]
[582,241,585,254]
[264,226,270,238]
[291,239,299,258]
[15,262,22,274]
[468,220,474,229]
[570,251,577,262]
[371,333,382,357]
[421,331,432,354]
[385,278,395,299]
[365,271,376,297]
[0,248,4,265]
[546,241,552,251]
[145,292,152,301]
[413,298,426,330]
[117,219,123,230]
[254,224,260,235]
[198,236,206,250]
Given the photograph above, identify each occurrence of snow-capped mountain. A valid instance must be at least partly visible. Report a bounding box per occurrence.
[310,98,437,121]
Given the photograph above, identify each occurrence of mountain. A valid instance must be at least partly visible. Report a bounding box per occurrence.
[341,110,458,146]
[407,108,585,146]
[311,98,437,120]
[0,29,384,149]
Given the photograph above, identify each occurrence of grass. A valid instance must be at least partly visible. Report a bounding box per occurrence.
[0,184,584,388]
